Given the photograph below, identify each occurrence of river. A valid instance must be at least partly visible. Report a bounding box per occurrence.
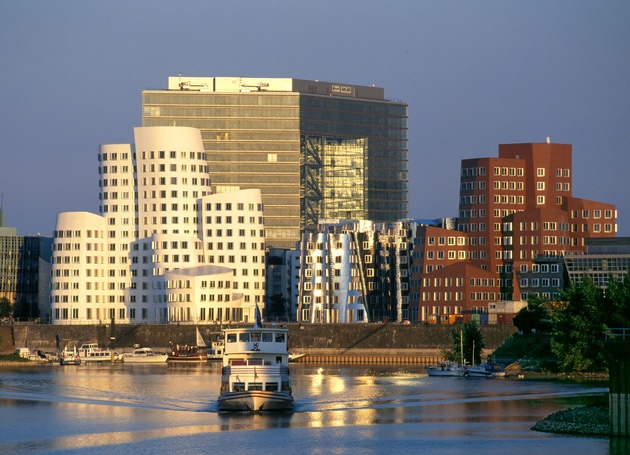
[0,362,619,454]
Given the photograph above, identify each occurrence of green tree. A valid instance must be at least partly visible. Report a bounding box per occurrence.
[445,321,485,365]
[601,274,630,329]
[551,279,608,372]
[0,297,12,319]
[265,294,288,321]
[513,295,553,334]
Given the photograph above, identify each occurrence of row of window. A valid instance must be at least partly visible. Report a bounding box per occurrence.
[520,278,561,288]
[99,152,130,161]
[519,263,560,273]
[570,209,614,219]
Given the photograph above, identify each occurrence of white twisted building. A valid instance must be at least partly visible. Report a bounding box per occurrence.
[50,126,265,325]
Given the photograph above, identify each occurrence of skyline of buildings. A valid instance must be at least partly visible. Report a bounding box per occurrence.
[0,76,623,326]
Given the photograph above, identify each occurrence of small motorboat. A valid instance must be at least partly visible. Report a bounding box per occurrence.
[425,361,466,377]
[123,347,168,363]
[59,346,81,365]
[465,362,506,378]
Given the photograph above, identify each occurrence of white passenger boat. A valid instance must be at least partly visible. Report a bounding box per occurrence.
[78,343,123,363]
[425,361,466,377]
[217,311,293,412]
[123,347,168,363]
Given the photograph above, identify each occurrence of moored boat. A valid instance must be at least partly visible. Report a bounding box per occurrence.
[288,352,306,362]
[168,344,208,362]
[425,361,466,377]
[59,346,81,365]
[167,328,209,362]
[78,343,123,363]
[207,340,224,361]
[123,347,168,363]
[465,362,506,378]
[217,310,293,412]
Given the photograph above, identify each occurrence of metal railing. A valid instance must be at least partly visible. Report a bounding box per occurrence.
[606,328,630,340]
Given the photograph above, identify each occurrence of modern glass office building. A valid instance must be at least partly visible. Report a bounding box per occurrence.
[142,77,408,249]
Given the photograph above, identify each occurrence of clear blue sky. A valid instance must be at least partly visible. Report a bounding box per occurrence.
[1,1,629,236]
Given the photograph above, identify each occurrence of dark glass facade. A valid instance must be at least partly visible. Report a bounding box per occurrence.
[142,81,407,249]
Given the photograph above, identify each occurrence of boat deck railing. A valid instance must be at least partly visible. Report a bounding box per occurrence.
[222,364,290,376]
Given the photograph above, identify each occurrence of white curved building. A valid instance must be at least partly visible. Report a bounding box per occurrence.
[50,126,265,325]
[50,212,107,322]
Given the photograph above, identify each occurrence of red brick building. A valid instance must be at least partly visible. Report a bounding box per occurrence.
[411,142,617,323]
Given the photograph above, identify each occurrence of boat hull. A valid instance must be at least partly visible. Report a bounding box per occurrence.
[82,353,124,363]
[218,390,293,412]
[124,355,168,364]
[167,354,207,362]
[59,356,81,365]
[465,362,506,378]
[426,367,466,377]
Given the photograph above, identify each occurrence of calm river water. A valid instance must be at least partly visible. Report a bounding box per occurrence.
[0,362,620,454]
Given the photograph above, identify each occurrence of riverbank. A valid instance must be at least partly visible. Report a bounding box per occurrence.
[532,405,610,436]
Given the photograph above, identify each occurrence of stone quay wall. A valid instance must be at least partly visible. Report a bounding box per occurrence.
[608,339,630,437]
[3,322,515,361]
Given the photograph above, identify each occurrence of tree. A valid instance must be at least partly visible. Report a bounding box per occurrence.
[0,297,12,319]
[601,274,630,329]
[445,320,485,365]
[513,295,553,334]
[265,294,288,321]
[551,279,608,373]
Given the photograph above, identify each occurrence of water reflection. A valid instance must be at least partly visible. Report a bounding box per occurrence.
[0,363,616,454]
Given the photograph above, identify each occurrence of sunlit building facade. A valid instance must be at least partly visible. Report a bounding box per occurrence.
[50,127,265,325]
[142,76,408,249]
[457,142,616,302]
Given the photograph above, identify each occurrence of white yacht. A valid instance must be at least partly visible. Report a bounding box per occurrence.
[123,347,168,363]
[217,317,293,412]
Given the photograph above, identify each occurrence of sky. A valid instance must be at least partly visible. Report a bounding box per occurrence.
[1,1,629,237]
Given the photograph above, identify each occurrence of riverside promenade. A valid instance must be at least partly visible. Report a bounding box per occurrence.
[1,322,516,364]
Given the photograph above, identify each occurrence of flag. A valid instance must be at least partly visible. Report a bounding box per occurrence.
[255,303,262,328]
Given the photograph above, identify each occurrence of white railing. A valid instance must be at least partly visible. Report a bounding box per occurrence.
[606,328,630,340]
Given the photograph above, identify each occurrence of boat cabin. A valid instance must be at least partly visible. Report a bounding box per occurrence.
[220,327,291,395]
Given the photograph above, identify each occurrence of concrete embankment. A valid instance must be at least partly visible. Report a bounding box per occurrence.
[2,323,515,364]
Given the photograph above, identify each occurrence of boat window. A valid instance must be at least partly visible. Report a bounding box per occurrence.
[281,381,290,392]
[247,382,263,391]
[275,333,285,343]
[265,383,278,391]
[248,358,263,365]
[226,333,237,343]
[276,356,282,364]
[251,332,261,342]
[231,359,246,365]
[239,333,250,342]
[232,382,245,392]
[262,332,273,342]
